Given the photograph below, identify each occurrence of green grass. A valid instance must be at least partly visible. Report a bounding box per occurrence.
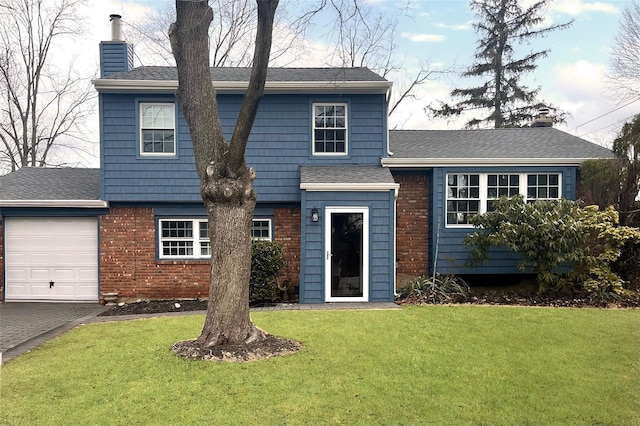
[1,306,638,425]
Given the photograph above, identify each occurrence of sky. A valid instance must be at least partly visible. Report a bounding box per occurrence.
[72,0,638,166]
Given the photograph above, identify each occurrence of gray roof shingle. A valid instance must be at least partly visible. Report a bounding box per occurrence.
[300,165,397,185]
[389,128,613,160]
[103,66,388,82]
[0,168,100,200]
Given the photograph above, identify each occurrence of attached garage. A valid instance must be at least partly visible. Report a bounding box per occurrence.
[0,167,106,302]
[5,217,99,301]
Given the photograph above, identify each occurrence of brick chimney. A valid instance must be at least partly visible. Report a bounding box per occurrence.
[99,14,134,77]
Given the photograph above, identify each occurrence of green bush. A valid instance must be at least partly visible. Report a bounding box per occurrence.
[250,240,286,305]
[397,274,470,304]
[464,196,640,297]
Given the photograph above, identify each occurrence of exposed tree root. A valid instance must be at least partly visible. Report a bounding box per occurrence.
[172,333,303,362]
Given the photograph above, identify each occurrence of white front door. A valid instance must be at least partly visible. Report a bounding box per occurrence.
[324,207,369,302]
[5,217,99,302]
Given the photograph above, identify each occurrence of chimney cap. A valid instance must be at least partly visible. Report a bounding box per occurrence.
[110,14,122,20]
[532,108,553,127]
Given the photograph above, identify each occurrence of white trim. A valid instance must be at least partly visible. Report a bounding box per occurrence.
[0,200,108,208]
[312,102,348,156]
[382,157,602,167]
[444,172,562,228]
[158,218,210,260]
[139,102,176,156]
[93,79,392,94]
[324,206,369,302]
[251,218,272,241]
[301,182,399,192]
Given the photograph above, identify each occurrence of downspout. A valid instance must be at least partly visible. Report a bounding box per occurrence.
[385,85,393,156]
[393,186,399,297]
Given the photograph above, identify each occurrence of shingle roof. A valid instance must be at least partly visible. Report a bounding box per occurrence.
[0,168,100,200]
[104,66,388,82]
[300,165,397,185]
[388,128,613,160]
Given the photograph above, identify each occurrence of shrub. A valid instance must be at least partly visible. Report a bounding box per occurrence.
[250,240,286,305]
[397,274,470,304]
[464,196,640,297]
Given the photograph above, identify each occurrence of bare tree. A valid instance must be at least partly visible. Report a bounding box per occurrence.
[0,0,94,174]
[298,0,440,117]
[169,0,298,358]
[127,0,303,67]
[609,0,640,101]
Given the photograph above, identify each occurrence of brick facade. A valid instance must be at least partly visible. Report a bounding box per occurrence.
[274,207,301,289]
[99,206,210,301]
[394,173,430,284]
[98,206,303,302]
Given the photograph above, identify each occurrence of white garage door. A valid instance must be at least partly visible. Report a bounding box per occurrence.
[5,217,98,302]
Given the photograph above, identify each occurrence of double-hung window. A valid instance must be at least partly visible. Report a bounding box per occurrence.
[160,218,272,259]
[313,103,347,155]
[446,172,561,227]
[159,219,209,259]
[140,103,175,155]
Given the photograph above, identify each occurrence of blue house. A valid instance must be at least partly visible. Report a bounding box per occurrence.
[0,23,613,303]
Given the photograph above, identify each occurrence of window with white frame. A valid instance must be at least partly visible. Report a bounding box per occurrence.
[446,172,562,226]
[313,103,347,155]
[251,219,272,240]
[140,103,175,155]
[159,219,208,259]
[159,218,272,259]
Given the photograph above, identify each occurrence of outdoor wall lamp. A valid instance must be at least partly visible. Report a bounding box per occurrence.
[311,207,319,223]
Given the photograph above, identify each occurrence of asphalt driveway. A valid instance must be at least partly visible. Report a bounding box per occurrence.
[0,302,107,363]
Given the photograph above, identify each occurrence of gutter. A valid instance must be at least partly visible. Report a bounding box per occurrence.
[300,183,400,192]
[92,79,393,95]
[381,157,605,168]
[0,200,109,208]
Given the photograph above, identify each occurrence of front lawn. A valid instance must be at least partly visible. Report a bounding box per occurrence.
[1,306,638,425]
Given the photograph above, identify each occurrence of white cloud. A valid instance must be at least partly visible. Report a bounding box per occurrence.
[553,60,607,100]
[435,22,472,31]
[401,32,445,43]
[550,0,619,16]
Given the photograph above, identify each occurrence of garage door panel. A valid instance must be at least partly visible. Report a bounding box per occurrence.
[78,269,99,280]
[29,269,50,280]
[5,217,99,302]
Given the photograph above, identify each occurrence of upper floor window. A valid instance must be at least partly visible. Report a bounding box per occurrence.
[446,172,561,227]
[159,218,272,259]
[140,103,175,156]
[313,103,347,155]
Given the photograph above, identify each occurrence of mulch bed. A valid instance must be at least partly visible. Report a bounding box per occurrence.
[99,287,640,318]
[172,334,303,362]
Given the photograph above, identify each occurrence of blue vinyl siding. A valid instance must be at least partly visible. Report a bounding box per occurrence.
[99,42,133,77]
[431,166,578,275]
[300,190,395,303]
[100,93,387,202]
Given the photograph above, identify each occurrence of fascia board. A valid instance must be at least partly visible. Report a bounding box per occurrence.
[92,79,392,94]
[300,183,400,191]
[0,200,109,208]
[381,157,605,167]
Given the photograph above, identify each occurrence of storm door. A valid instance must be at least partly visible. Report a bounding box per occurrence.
[324,207,369,302]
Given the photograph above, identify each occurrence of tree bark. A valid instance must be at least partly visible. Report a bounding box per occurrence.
[169,0,278,347]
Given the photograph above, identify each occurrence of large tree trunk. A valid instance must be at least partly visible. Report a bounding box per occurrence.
[169,0,278,348]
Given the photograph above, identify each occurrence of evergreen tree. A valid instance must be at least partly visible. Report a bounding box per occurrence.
[429,0,571,128]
